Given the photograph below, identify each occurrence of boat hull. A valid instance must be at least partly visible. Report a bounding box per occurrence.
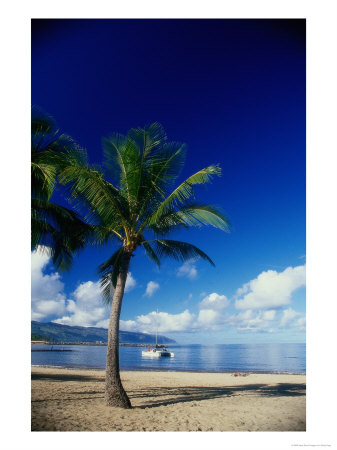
[141,350,174,357]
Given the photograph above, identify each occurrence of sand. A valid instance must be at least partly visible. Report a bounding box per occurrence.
[31,367,306,432]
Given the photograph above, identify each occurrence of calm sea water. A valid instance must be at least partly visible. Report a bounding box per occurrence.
[31,343,305,374]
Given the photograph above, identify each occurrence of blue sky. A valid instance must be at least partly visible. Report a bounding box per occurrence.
[31,19,306,343]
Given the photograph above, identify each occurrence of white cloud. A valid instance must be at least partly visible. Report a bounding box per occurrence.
[72,280,102,304]
[118,319,138,332]
[53,273,136,327]
[120,309,196,333]
[263,310,276,321]
[31,248,136,328]
[33,300,67,320]
[123,305,305,335]
[144,281,160,297]
[53,280,108,327]
[120,307,225,333]
[177,262,198,280]
[227,309,276,332]
[280,308,300,326]
[95,319,110,329]
[125,272,137,292]
[296,317,306,331]
[118,277,304,333]
[197,309,223,330]
[31,246,50,272]
[31,248,67,321]
[199,292,230,310]
[235,265,306,310]
[225,307,305,333]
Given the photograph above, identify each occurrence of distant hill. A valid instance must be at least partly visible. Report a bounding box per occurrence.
[31,321,176,345]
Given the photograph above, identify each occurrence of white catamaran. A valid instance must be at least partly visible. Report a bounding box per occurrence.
[141,309,174,358]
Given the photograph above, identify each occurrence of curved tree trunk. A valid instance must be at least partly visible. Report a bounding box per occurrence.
[104,252,132,408]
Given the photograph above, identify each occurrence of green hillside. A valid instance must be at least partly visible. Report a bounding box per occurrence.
[31,321,176,345]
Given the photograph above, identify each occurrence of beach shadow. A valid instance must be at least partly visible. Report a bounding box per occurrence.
[259,383,306,397]
[132,383,306,409]
[31,372,104,383]
[31,373,305,408]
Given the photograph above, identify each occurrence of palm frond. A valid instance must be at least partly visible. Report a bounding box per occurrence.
[143,165,221,229]
[50,135,88,169]
[31,106,99,271]
[151,204,230,235]
[59,165,127,230]
[102,125,188,228]
[91,225,123,246]
[31,105,58,134]
[103,133,141,215]
[31,162,57,201]
[32,106,86,169]
[128,122,167,159]
[135,142,186,219]
[31,199,95,270]
[146,239,215,266]
[143,241,161,268]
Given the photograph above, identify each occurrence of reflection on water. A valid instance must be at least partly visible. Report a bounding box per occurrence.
[31,343,305,373]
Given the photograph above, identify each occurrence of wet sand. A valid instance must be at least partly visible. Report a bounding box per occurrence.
[31,366,306,431]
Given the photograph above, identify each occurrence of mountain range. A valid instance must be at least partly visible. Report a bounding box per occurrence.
[31,321,176,344]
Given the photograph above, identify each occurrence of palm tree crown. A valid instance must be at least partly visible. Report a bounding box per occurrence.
[60,122,230,292]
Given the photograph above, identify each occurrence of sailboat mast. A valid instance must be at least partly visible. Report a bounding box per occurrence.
[155,308,158,346]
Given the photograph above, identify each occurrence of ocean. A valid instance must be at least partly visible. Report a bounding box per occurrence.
[31,343,305,374]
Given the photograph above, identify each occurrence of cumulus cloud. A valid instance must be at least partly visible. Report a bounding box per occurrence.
[120,309,196,333]
[196,309,224,330]
[225,307,306,333]
[227,309,278,332]
[120,306,225,333]
[31,248,136,328]
[280,308,300,326]
[177,262,198,280]
[296,317,306,331]
[119,305,305,335]
[117,277,305,333]
[54,280,108,327]
[53,273,136,327]
[235,265,306,310]
[31,248,67,321]
[199,292,230,310]
[125,272,137,292]
[144,281,160,297]
[263,310,276,321]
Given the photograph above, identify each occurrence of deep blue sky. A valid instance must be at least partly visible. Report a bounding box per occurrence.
[31,19,306,343]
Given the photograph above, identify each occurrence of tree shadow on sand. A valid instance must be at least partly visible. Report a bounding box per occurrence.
[31,372,104,383]
[31,373,305,409]
[130,383,306,409]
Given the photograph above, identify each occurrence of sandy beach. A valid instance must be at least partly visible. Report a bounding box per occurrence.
[31,367,305,431]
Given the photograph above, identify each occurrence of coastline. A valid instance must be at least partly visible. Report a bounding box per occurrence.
[31,364,305,375]
[32,366,306,431]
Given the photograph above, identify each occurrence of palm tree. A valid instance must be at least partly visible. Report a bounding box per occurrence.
[31,106,93,270]
[60,123,230,408]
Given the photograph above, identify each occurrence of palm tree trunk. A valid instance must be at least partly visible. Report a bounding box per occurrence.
[104,252,132,408]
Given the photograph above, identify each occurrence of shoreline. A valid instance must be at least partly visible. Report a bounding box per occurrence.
[31,364,306,375]
[32,366,306,431]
